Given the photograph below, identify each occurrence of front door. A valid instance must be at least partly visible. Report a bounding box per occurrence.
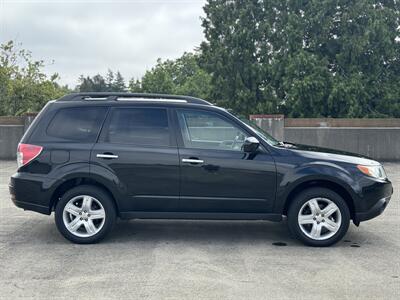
[174,108,276,213]
[91,106,180,212]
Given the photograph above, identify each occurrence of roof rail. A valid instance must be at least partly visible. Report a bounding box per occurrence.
[57,92,212,105]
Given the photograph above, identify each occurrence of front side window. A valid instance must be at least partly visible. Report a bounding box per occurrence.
[104,108,171,146]
[47,107,107,142]
[177,109,248,151]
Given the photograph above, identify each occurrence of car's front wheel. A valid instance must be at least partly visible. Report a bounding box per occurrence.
[55,185,116,244]
[287,187,350,247]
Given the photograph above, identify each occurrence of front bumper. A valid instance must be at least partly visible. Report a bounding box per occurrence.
[354,195,391,224]
[352,174,393,224]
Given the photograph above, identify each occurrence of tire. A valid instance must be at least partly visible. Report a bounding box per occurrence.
[287,187,350,247]
[55,185,116,244]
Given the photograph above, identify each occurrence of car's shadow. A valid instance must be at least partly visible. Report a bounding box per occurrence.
[106,219,295,245]
[13,216,368,248]
[102,220,378,249]
[5,216,298,246]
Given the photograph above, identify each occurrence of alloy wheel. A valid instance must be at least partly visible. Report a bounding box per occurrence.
[62,195,106,238]
[297,197,342,241]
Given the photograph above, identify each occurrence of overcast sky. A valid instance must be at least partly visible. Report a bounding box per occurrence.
[0,0,206,87]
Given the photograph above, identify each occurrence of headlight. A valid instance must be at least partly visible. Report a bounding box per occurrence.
[357,164,387,180]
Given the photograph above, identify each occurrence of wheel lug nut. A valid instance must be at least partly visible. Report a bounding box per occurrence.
[313,217,316,220]
[322,220,325,222]
[317,221,320,224]
[80,217,83,220]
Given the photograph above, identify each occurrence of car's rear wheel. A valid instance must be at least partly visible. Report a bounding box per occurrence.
[287,187,350,247]
[55,185,116,244]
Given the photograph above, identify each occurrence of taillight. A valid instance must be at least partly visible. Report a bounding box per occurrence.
[17,143,43,168]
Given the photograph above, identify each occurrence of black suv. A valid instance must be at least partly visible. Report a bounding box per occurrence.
[9,93,393,246]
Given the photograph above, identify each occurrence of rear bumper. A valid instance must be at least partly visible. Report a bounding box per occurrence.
[354,195,391,224]
[9,173,52,215]
[11,198,50,215]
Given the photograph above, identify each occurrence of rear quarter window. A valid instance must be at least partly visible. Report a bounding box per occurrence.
[46,107,107,142]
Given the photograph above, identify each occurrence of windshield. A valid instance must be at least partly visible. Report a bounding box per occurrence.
[226,109,281,146]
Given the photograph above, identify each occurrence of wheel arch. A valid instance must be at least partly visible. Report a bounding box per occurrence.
[282,179,356,220]
[50,177,120,215]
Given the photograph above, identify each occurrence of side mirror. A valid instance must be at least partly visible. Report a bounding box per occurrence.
[242,137,260,153]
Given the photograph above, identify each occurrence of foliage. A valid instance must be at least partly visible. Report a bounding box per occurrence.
[0,41,69,116]
[113,71,126,92]
[201,0,400,117]
[77,54,211,100]
[78,69,126,92]
[129,52,213,100]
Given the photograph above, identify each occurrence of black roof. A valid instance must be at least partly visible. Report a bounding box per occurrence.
[57,92,212,106]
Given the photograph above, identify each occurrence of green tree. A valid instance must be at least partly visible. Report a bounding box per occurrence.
[128,78,142,92]
[201,0,269,113]
[130,52,212,100]
[201,0,400,117]
[78,70,126,92]
[105,69,114,91]
[78,74,107,92]
[139,58,175,94]
[0,40,68,116]
[113,71,126,92]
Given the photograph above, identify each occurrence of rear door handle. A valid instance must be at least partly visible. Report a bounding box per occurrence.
[182,158,204,164]
[96,153,119,159]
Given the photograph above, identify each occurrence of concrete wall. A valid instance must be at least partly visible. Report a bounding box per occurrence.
[1,114,399,161]
[0,125,24,159]
[250,114,285,141]
[285,118,400,127]
[253,116,400,161]
[0,115,36,160]
[285,127,400,161]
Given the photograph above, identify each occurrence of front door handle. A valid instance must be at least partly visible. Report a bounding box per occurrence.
[182,158,204,164]
[96,153,119,159]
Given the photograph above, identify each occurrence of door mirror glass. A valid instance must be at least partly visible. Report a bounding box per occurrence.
[242,137,260,153]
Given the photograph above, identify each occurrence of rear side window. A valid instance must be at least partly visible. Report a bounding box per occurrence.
[47,107,107,142]
[102,108,171,146]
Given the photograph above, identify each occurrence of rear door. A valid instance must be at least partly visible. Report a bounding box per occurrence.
[174,108,277,213]
[91,106,180,212]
